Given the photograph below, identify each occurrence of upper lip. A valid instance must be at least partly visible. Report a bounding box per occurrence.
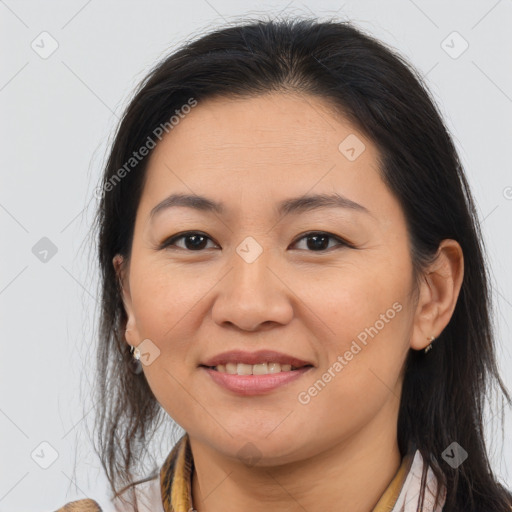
[200,350,314,368]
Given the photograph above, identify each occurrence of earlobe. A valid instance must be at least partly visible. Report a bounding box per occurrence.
[410,239,464,351]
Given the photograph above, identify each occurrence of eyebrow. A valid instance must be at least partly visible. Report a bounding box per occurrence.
[149,192,371,221]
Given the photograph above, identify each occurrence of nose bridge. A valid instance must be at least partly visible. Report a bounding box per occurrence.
[212,234,293,330]
[232,234,274,297]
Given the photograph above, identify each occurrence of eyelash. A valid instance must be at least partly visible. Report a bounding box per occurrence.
[159,231,354,252]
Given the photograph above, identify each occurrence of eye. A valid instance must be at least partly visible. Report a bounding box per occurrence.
[159,231,218,251]
[290,231,352,252]
[159,231,352,252]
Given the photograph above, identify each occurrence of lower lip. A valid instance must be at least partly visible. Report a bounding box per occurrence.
[200,366,313,396]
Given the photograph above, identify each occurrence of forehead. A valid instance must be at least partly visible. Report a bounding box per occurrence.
[150,92,374,168]
[137,92,392,223]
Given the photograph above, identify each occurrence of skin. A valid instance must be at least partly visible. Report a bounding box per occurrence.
[113,92,464,512]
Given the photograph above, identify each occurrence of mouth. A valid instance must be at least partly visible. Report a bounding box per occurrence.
[199,362,314,375]
[199,364,314,395]
[199,349,315,375]
[198,349,315,395]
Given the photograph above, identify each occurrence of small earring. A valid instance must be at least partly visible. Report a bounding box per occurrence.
[129,345,143,374]
[424,335,436,354]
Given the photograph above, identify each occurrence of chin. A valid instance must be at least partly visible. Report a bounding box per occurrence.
[211,430,310,466]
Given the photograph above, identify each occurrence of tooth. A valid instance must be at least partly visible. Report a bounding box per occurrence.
[237,363,253,375]
[226,363,238,374]
[252,363,268,375]
[214,362,298,374]
[268,362,281,373]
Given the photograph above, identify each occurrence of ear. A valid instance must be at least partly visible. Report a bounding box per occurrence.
[113,254,140,346]
[410,239,464,351]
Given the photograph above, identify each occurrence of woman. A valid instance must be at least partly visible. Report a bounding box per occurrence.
[56,17,512,512]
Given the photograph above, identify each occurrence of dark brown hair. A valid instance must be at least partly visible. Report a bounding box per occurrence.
[88,16,512,511]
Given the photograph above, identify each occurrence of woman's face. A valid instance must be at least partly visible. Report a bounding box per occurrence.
[116,92,423,464]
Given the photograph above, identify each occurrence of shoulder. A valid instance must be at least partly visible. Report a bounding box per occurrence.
[54,476,162,512]
[54,498,103,511]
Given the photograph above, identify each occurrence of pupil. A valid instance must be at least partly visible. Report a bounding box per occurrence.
[307,234,328,251]
[186,234,207,250]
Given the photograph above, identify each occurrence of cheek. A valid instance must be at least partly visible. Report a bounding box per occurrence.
[297,291,409,432]
[305,261,408,343]
[296,353,402,444]
[127,263,217,420]
[129,261,205,342]
[301,265,411,403]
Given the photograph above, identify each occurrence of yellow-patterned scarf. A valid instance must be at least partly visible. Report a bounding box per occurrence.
[55,433,446,511]
[158,433,446,512]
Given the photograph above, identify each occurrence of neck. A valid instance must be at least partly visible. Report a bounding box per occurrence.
[189,396,402,512]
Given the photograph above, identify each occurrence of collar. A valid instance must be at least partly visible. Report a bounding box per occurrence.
[160,432,194,512]
[159,434,444,512]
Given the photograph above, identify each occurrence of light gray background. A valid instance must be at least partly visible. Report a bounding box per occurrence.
[1,1,511,510]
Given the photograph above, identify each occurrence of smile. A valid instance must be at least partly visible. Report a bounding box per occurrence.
[200,365,313,395]
[202,362,312,375]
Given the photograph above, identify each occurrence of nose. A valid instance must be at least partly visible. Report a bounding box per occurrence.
[211,246,294,332]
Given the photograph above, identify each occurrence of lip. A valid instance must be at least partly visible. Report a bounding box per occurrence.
[201,366,313,396]
[199,349,314,368]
